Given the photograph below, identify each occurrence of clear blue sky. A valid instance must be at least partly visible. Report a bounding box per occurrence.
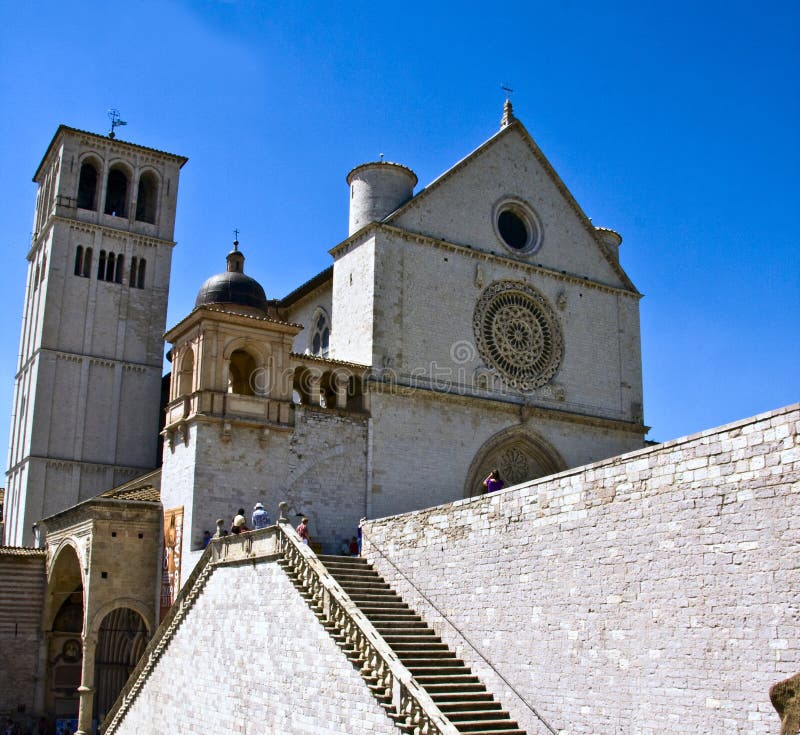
[0,0,797,459]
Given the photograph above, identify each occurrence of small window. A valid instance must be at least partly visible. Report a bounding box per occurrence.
[309,310,331,358]
[498,210,528,250]
[83,248,93,278]
[129,257,138,287]
[114,254,124,284]
[77,162,98,210]
[105,252,116,282]
[75,246,84,276]
[104,168,129,217]
[493,198,542,254]
[135,172,158,224]
[33,265,40,290]
[97,250,106,280]
[136,258,146,289]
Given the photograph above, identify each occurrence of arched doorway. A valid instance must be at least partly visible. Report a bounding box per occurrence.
[93,607,149,724]
[464,427,565,497]
[45,545,85,725]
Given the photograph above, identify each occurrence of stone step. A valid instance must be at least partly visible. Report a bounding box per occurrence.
[413,673,482,686]
[447,709,510,722]
[391,645,453,655]
[381,635,443,646]
[371,620,430,631]
[431,693,496,704]
[435,700,501,712]
[405,665,472,677]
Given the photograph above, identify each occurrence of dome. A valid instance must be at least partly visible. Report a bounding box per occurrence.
[195,243,268,312]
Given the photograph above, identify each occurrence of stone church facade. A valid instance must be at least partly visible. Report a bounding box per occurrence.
[3,103,651,731]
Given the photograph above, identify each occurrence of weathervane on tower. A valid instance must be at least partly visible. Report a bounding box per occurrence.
[107,108,127,139]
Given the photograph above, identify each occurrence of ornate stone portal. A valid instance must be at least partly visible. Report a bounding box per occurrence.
[473,281,563,391]
[463,426,565,497]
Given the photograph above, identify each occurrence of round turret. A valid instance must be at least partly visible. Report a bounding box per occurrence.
[195,242,269,314]
[346,161,417,236]
[595,227,622,261]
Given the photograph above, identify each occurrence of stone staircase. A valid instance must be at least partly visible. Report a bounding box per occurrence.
[281,551,526,735]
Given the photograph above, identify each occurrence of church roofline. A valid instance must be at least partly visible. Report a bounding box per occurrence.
[379,119,638,294]
[278,266,333,307]
[290,352,370,372]
[33,124,189,182]
[164,304,303,342]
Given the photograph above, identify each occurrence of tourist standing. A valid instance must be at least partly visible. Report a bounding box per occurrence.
[483,469,504,493]
[231,508,248,534]
[296,517,310,545]
[252,502,271,529]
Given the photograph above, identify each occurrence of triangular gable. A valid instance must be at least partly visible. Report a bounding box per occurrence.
[385,121,638,293]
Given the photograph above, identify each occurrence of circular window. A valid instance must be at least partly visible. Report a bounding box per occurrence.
[493,199,541,254]
[473,281,562,390]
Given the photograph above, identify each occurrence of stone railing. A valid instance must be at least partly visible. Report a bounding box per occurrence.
[100,527,281,734]
[276,521,460,735]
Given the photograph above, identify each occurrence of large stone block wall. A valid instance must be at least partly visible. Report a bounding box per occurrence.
[113,559,400,735]
[162,406,368,580]
[0,549,46,716]
[362,403,800,735]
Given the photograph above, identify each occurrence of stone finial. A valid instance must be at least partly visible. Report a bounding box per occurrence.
[501,99,516,128]
[770,673,800,734]
[278,501,290,523]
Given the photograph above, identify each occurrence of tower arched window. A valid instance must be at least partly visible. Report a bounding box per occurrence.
[129,257,146,289]
[104,167,129,217]
[135,172,158,224]
[309,310,330,358]
[228,349,257,396]
[105,252,116,282]
[82,248,92,278]
[178,347,194,397]
[114,254,124,284]
[97,250,106,280]
[77,162,98,210]
[75,247,84,276]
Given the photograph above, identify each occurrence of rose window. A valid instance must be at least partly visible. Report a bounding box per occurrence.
[473,281,563,389]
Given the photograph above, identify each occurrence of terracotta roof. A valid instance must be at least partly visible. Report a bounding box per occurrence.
[290,352,370,370]
[100,484,160,503]
[0,546,45,557]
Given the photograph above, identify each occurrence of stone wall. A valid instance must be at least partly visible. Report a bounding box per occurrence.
[362,403,800,735]
[112,556,400,735]
[0,548,46,716]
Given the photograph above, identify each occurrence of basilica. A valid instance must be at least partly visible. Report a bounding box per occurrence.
[2,102,647,730]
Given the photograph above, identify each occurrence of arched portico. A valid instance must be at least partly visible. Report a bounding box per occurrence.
[43,542,85,729]
[464,425,565,497]
[92,606,150,725]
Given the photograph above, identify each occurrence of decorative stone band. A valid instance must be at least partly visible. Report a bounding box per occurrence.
[275,522,461,735]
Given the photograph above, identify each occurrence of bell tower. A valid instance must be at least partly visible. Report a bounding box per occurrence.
[4,126,188,545]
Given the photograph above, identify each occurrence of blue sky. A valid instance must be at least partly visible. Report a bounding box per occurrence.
[0,0,797,458]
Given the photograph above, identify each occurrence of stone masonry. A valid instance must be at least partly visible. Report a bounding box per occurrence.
[113,558,401,735]
[362,403,800,735]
